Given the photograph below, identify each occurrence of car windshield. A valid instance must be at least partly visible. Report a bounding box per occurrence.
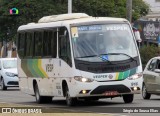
[71,24,138,62]
[3,60,17,69]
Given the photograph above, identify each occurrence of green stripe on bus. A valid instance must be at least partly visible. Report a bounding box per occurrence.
[34,59,45,78]
[123,70,130,79]
[129,68,137,76]
[118,72,124,80]
[21,59,33,77]
[28,59,39,77]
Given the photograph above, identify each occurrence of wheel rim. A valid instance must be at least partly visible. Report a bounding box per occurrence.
[66,91,71,105]
[35,86,40,101]
[142,85,146,97]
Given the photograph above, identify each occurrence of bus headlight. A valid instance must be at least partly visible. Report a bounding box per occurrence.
[74,76,94,82]
[128,72,143,80]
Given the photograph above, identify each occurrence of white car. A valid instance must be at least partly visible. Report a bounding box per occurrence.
[0,58,18,90]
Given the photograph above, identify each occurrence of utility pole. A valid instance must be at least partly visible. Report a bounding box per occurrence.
[126,0,132,23]
[68,0,72,13]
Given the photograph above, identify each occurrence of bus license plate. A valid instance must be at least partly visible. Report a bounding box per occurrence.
[104,91,118,96]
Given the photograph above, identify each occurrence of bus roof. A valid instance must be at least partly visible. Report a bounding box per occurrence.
[18,13,129,31]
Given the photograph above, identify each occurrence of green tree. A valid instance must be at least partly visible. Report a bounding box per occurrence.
[0,0,149,42]
[140,45,160,69]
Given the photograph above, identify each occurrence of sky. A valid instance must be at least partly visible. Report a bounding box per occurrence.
[143,0,160,12]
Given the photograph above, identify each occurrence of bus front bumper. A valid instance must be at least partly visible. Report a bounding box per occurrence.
[69,77,142,97]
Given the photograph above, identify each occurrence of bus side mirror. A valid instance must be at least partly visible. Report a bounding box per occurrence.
[134,30,142,42]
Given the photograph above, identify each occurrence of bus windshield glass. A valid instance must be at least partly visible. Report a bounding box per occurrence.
[71,24,138,62]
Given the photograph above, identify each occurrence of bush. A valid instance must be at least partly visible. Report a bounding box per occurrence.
[139,45,160,69]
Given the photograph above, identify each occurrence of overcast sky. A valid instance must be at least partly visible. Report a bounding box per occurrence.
[143,0,160,12]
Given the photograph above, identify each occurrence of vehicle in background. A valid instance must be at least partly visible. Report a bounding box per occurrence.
[143,57,160,99]
[0,58,18,90]
[17,13,143,106]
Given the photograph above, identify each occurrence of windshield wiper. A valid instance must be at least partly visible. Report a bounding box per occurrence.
[75,55,98,58]
[76,54,113,64]
[100,53,136,62]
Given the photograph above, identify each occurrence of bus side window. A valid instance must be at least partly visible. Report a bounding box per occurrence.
[26,32,34,57]
[18,33,25,58]
[34,31,43,57]
[43,29,57,58]
[59,27,72,67]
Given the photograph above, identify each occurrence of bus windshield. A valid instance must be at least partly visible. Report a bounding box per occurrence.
[71,24,138,62]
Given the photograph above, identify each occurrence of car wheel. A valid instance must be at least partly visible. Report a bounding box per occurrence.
[123,94,134,103]
[0,78,7,90]
[65,86,77,106]
[142,84,151,99]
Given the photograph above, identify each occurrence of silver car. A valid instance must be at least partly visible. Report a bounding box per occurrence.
[142,57,160,99]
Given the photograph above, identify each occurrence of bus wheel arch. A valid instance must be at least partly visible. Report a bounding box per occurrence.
[62,80,77,106]
[33,79,52,103]
[33,79,37,92]
[62,80,67,97]
[33,80,42,103]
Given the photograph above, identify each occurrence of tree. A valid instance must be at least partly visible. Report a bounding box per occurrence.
[0,0,149,42]
[0,0,68,42]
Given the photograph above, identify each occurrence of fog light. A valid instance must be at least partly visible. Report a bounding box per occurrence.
[133,87,137,91]
[79,90,90,94]
[82,90,87,94]
[131,87,140,91]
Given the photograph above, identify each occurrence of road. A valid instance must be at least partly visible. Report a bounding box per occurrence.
[0,87,160,116]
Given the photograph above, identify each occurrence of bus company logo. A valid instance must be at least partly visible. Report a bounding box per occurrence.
[93,75,108,79]
[108,74,113,79]
[10,8,19,15]
[46,64,53,72]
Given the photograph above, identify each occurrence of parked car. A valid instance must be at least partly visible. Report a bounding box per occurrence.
[142,57,160,99]
[0,58,18,90]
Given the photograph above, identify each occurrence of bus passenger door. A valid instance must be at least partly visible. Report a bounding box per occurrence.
[58,27,72,96]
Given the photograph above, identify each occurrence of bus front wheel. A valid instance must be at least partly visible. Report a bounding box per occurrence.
[123,94,134,103]
[65,86,77,106]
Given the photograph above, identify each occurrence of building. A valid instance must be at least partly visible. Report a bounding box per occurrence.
[143,0,160,21]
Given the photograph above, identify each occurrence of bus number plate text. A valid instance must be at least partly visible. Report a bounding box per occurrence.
[103,91,118,96]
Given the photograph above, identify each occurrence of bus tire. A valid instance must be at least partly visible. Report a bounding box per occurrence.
[65,86,77,106]
[34,83,46,103]
[142,84,151,99]
[43,96,53,103]
[123,94,134,103]
[0,78,7,90]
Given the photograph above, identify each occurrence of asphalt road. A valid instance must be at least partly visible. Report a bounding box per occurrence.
[0,87,160,116]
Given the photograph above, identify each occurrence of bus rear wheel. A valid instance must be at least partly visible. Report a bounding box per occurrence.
[34,83,52,103]
[65,86,77,106]
[123,94,134,103]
